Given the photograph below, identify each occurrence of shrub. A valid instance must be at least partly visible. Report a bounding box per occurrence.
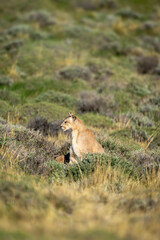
[117,7,142,19]
[148,94,160,106]
[127,82,151,97]
[131,128,147,142]
[77,91,106,114]
[142,36,160,53]
[137,56,158,74]
[139,21,158,31]
[27,116,62,136]
[0,122,70,175]
[131,150,160,171]
[64,25,93,39]
[6,24,31,37]
[81,113,113,128]
[139,104,159,122]
[120,112,154,127]
[57,66,92,81]
[98,41,127,56]
[3,40,23,52]
[16,102,70,123]
[0,76,13,86]
[23,10,56,27]
[35,90,77,108]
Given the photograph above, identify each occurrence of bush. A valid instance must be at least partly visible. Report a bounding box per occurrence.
[98,41,127,56]
[81,113,113,128]
[27,116,62,136]
[23,10,56,27]
[120,112,154,127]
[77,91,106,114]
[137,56,159,74]
[0,122,70,175]
[139,104,159,122]
[35,90,77,108]
[0,76,13,86]
[117,7,142,19]
[64,25,93,39]
[142,36,160,53]
[16,102,70,123]
[57,66,92,81]
[6,24,31,37]
[131,150,160,171]
[127,82,151,97]
[3,40,23,52]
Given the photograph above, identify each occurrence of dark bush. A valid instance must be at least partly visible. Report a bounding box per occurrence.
[27,116,61,136]
[117,7,142,19]
[137,56,158,74]
[77,91,107,114]
[4,40,23,52]
[27,116,71,137]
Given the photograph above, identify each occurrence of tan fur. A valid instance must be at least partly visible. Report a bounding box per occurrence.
[59,113,105,164]
[56,155,65,164]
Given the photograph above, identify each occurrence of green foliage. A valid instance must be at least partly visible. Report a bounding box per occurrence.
[0,89,21,105]
[127,82,151,97]
[81,113,114,128]
[47,153,138,182]
[16,102,70,122]
[35,90,77,108]
[0,100,13,118]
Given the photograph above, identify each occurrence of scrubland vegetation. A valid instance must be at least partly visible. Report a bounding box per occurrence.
[0,0,160,239]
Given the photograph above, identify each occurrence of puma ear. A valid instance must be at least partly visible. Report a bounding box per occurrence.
[69,112,76,121]
[72,115,76,121]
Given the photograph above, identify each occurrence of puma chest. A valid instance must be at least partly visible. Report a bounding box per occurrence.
[71,130,81,157]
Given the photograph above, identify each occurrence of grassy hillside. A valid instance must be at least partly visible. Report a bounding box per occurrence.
[0,0,160,239]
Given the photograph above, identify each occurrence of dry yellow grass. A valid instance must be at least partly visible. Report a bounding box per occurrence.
[0,142,159,240]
